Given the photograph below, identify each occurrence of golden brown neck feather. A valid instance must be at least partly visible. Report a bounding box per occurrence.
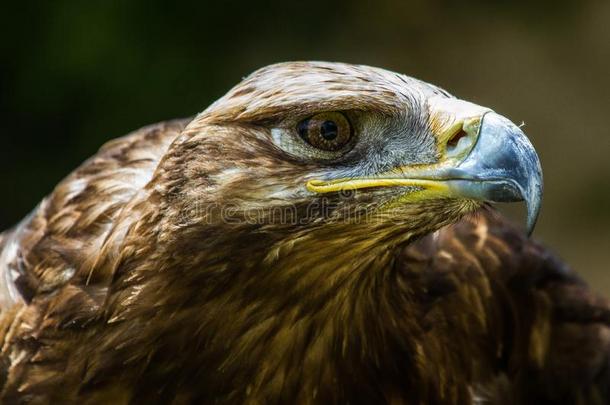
[90,192,475,402]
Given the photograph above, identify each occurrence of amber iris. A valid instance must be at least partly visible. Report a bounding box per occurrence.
[297,112,352,151]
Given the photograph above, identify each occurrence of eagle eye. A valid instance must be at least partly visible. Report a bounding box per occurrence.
[297,112,352,152]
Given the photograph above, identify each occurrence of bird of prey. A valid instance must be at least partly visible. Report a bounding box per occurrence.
[0,62,607,404]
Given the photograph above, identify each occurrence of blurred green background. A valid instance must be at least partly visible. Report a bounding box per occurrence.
[1,0,608,293]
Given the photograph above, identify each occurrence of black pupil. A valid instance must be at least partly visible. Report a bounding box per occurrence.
[320,120,338,141]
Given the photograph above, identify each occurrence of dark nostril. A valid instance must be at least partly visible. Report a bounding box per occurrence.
[447,129,469,149]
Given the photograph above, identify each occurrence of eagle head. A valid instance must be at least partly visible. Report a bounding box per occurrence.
[153,62,541,263]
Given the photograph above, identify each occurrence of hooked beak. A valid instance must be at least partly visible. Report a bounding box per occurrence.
[442,112,543,234]
[306,102,543,235]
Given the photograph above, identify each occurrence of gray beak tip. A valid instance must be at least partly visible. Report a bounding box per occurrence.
[524,180,543,237]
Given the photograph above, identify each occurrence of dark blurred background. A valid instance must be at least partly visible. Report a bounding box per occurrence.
[1,0,608,293]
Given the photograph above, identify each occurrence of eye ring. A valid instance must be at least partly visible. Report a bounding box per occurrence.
[297,112,352,152]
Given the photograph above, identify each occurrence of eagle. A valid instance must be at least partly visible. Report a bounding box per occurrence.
[0,62,607,404]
